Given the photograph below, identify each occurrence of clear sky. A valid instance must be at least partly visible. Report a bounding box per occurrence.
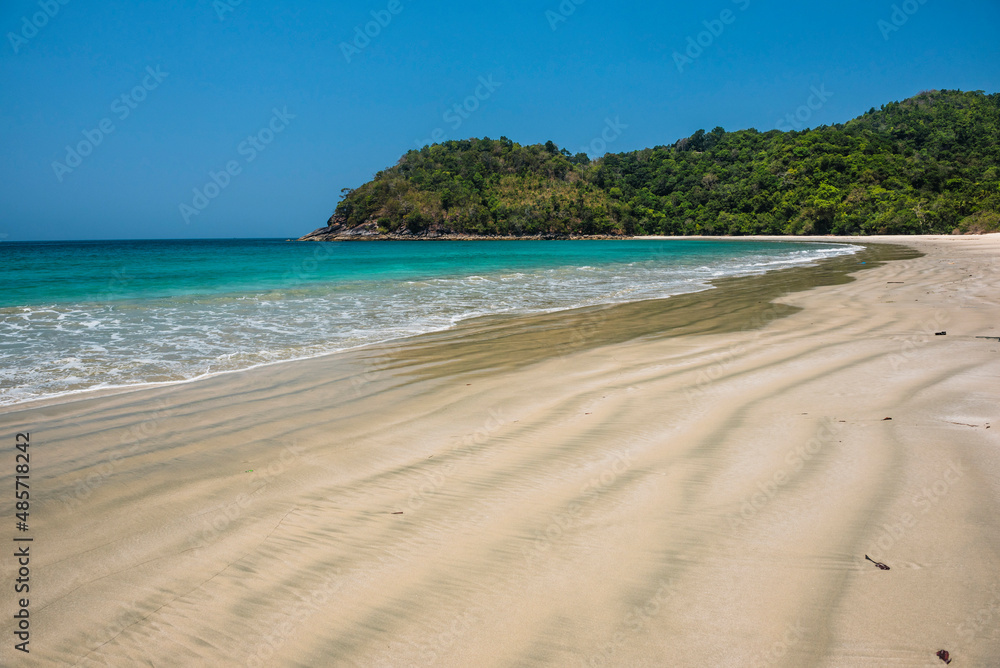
[1,0,998,241]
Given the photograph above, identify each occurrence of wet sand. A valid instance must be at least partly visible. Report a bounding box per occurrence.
[1,235,998,667]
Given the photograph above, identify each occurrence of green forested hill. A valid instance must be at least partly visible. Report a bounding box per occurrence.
[324,90,1000,237]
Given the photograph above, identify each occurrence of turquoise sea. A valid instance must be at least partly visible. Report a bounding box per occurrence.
[0,238,859,405]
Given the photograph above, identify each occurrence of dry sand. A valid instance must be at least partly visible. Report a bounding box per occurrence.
[2,235,998,667]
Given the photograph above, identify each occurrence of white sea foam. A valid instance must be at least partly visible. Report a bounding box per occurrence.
[0,242,860,406]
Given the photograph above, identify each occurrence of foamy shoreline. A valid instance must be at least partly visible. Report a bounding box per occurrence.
[0,237,859,410]
[1,235,997,667]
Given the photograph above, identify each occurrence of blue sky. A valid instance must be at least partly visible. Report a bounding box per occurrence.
[1,0,998,241]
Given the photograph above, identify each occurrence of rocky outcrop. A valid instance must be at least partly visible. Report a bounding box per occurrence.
[298,215,628,242]
[299,219,383,241]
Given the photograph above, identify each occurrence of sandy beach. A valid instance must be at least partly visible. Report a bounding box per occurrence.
[2,235,998,667]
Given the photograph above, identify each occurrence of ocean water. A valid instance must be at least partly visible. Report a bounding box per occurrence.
[0,238,859,406]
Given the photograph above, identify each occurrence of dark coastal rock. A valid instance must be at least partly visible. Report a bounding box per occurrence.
[340,221,382,237]
[299,225,338,240]
[297,217,631,241]
[298,215,349,240]
[296,212,638,242]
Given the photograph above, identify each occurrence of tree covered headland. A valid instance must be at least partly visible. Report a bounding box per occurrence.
[329,90,1000,237]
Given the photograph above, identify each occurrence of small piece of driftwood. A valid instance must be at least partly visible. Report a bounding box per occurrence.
[865,555,890,570]
[976,336,1000,341]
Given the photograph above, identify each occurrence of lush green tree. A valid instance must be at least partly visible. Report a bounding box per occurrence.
[326,90,1000,237]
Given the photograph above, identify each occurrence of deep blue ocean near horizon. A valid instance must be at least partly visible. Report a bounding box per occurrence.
[0,238,859,405]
